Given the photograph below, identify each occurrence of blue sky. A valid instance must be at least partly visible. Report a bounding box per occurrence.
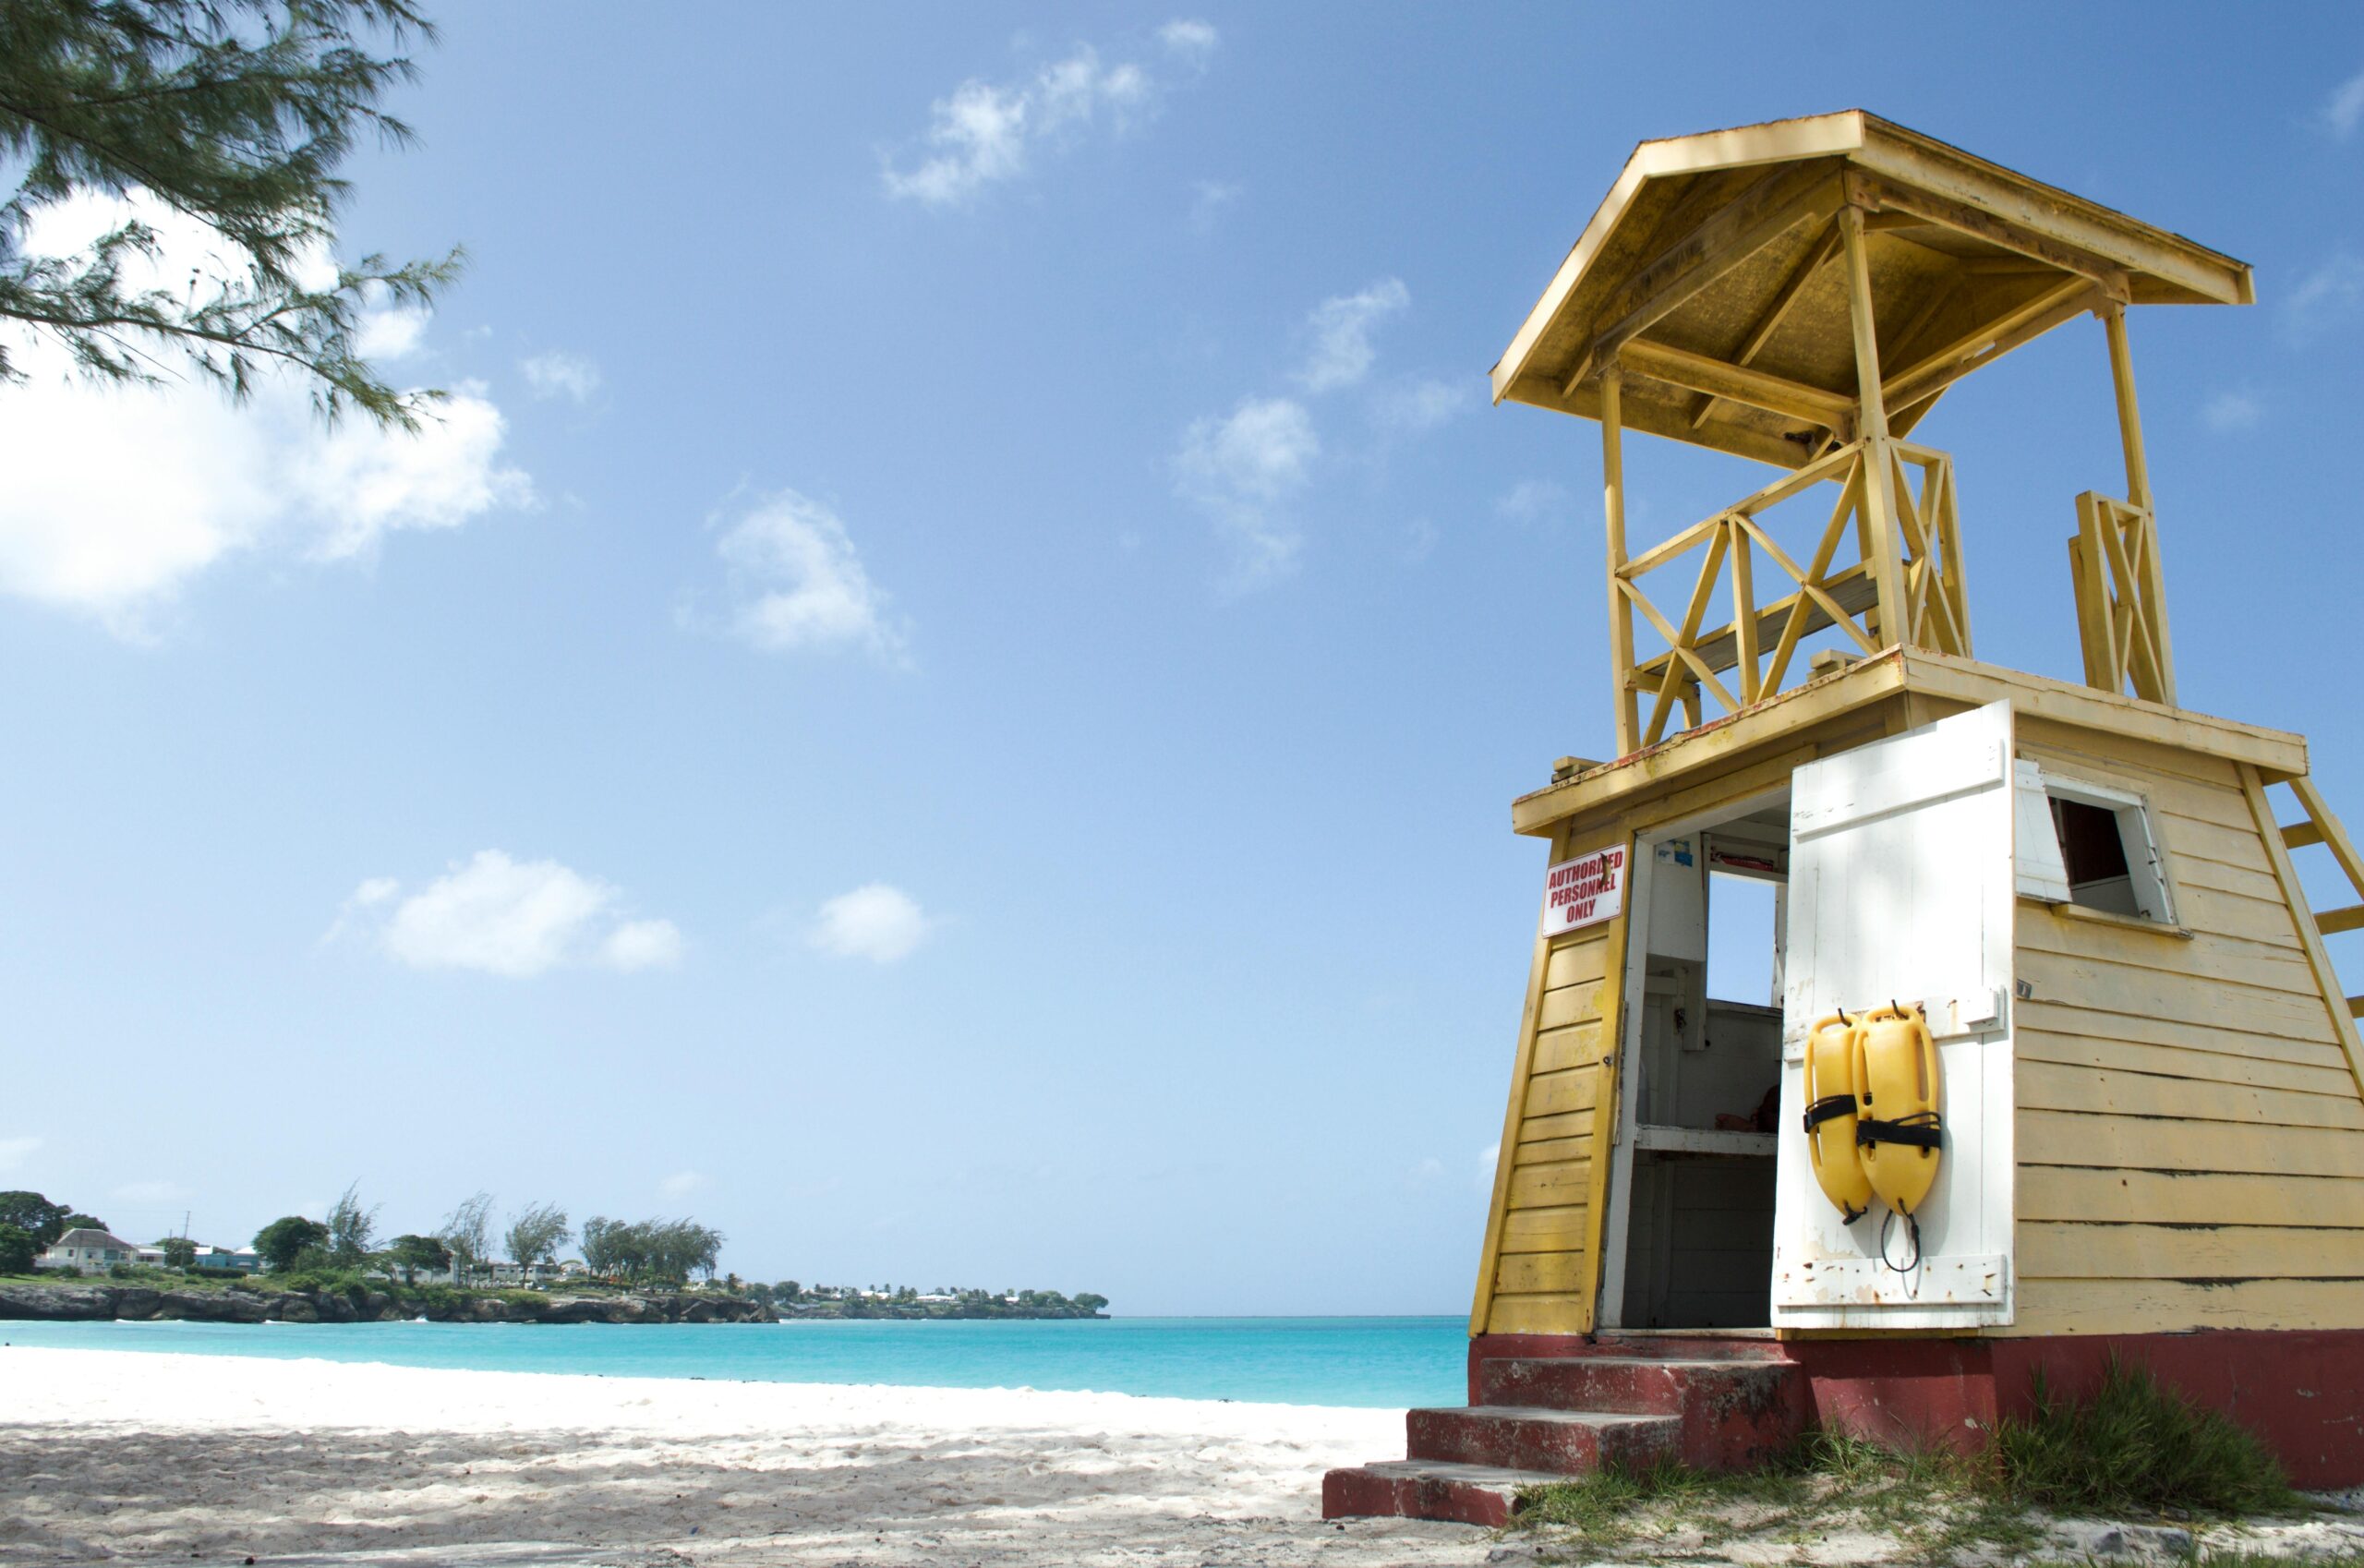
[4,6,2363,1314]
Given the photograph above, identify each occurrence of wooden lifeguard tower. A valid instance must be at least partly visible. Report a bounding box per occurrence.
[1327,111,2364,1523]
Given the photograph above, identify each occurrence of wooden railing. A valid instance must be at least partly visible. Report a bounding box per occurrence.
[1610,435,1971,750]
[2069,491,2175,706]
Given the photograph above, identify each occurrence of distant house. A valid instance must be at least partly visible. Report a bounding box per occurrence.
[187,1244,261,1273]
[39,1227,144,1273]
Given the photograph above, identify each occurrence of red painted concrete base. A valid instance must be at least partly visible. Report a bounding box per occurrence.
[1470,1329,2364,1490]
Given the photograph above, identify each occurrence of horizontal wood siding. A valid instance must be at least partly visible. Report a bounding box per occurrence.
[1482,920,1622,1336]
[2009,732,2364,1336]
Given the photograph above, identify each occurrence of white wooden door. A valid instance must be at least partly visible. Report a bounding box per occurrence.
[1772,700,2016,1329]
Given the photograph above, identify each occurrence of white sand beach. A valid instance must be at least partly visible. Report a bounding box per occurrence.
[0,1346,1504,1566]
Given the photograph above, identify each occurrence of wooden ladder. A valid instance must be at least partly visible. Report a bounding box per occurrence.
[2276,777,2364,1019]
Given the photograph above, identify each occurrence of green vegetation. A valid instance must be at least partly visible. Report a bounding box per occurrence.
[0,0,461,427]
[437,1191,494,1270]
[580,1216,722,1284]
[385,1233,451,1283]
[503,1201,570,1270]
[0,1185,1106,1320]
[325,1182,380,1262]
[1991,1357,2297,1516]
[1513,1368,2299,1562]
[0,1192,75,1244]
[253,1213,330,1270]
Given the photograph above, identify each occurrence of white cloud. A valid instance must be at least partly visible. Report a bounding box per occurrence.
[0,191,532,638]
[356,305,431,363]
[1175,396,1320,587]
[602,918,686,972]
[1296,278,1410,393]
[1478,1141,1501,1190]
[520,350,603,404]
[0,1135,39,1173]
[1496,478,1572,525]
[319,875,401,947]
[2202,389,2264,433]
[658,1170,708,1199]
[1373,375,1468,434]
[0,190,531,637]
[882,41,1163,208]
[115,1179,190,1203]
[2327,66,2364,139]
[810,883,932,964]
[1189,179,1241,235]
[351,850,682,978]
[1159,18,1220,66]
[2285,254,2364,345]
[713,489,908,662]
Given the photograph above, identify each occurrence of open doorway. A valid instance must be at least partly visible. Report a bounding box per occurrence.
[1603,797,1790,1330]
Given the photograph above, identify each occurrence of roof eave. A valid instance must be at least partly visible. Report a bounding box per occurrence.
[1490,111,1871,404]
[1490,111,2255,409]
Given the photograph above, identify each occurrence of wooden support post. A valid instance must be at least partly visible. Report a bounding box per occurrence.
[1730,517,1761,704]
[2103,304,2176,705]
[2103,304,2153,511]
[1840,204,1908,648]
[1601,366,1640,754]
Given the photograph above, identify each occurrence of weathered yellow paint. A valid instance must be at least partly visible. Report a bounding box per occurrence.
[2020,1165,2364,1229]
[2019,948,2338,1042]
[2015,1027,2358,1099]
[2011,1279,2364,1337]
[1469,894,1630,1337]
[1498,1204,1589,1252]
[2020,1108,2364,1179]
[1495,1251,1595,1295]
[2021,1222,2364,1281]
[1488,1293,1595,1335]
[2014,998,2351,1071]
[2018,907,2321,994]
[1531,1022,1607,1073]
[2017,1058,2364,1132]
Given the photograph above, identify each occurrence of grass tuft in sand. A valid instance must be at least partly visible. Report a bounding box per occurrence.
[1991,1357,2297,1517]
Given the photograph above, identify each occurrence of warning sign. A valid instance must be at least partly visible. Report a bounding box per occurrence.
[1542,844,1626,935]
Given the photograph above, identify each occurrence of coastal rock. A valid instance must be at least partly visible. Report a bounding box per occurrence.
[0,1279,778,1326]
[153,1289,269,1323]
[0,1283,114,1320]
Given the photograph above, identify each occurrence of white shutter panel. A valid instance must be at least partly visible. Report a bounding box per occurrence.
[1773,700,2017,1328]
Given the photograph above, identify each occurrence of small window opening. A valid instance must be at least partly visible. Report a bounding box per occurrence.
[2053,797,2136,912]
[2015,764,2176,924]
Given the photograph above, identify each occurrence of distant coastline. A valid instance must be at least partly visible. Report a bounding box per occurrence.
[0,1278,1109,1326]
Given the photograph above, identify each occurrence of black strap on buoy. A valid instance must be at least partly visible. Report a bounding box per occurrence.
[1855,1112,1942,1152]
[1802,1094,1856,1133]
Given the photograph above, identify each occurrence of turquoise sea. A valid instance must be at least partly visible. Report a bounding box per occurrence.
[0,1316,1467,1408]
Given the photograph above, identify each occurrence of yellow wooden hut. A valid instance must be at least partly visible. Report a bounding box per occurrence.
[1328,111,2364,1524]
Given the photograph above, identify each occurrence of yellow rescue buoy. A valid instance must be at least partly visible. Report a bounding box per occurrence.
[1852,1003,1943,1217]
[1801,1014,1872,1224]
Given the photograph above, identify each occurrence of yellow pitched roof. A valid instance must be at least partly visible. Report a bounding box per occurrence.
[1491,111,2252,467]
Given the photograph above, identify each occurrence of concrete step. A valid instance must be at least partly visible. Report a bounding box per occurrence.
[1405,1404,1681,1475]
[1477,1356,1803,1470]
[1583,1331,1791,1361]
[1321,1459,1568,1527]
